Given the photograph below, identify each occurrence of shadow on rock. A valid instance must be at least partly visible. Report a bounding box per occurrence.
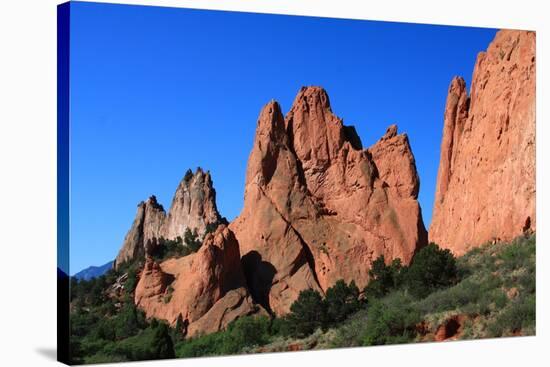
[241,250,276,314]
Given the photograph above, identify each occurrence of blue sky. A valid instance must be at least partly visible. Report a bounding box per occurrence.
[68,1,497,274]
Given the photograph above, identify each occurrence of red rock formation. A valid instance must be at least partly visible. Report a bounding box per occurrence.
[115,170,257,336]
[231,86,427,315]
[430,30,536,255]
[114,168,223,269]
[187,288,264,338]
[134,225,261,333]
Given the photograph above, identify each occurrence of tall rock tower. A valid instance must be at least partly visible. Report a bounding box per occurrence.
[430,30,536,255]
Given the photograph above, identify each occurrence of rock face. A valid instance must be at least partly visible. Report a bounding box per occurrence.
[114,168,223,269]
[230,86,427,315]
[134,225,262,334]
[430,30,536,255]
[186,287,261,337]
[114,196,166,268]
[163,168,223,240]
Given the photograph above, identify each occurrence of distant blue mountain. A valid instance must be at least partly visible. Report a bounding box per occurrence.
[73,261,113,281]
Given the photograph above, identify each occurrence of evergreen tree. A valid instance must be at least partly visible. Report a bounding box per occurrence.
[405,243,457,298]
[116,302,140,339]
[184,228,202,252]
[363,256,404,300]
[151,323,175,359]
[325,280,361,324]
[172,314,185,342]
[287,289,327,337]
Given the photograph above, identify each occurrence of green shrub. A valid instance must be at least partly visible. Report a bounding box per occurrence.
[151,237,191,262]
[487,294,535,337]
[330,309,369,348]
[184,228,202,252]
[124,265,139,294]
[325,280,361,324]
[150,323,176,359]
[498,235,535,272]
[175,332,226,358]
[286,289,327,338]
[363,256,405,300]
[457,242,496,277]
[164,285,174,304]
[405,243,457,298]
[222,316,271,353]
[115,302,146,340]
[97,322,175,361]
[175,316,273,357]
[172,314,186,343]
[91,317,117,341]
[362,292,420,346]
[269,315,293,336]
[78,336,111,358]
[416,277,482,315]
[84,351,128,364]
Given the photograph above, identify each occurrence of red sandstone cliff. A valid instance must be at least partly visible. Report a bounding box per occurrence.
[430,30,536,255]
[231,86,427,315]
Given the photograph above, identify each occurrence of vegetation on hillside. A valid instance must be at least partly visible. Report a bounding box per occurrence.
[69,235,535,363]
[69,258,178,364]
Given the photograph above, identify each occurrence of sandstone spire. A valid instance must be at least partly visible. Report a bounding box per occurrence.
[114,195,166,268]
[430,30,536,255]
[163,167,223,240]
[231,86,427,315]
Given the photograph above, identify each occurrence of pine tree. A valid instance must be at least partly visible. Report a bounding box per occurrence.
[151,323,175,359]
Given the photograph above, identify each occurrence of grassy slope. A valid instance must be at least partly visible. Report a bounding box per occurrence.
[248,235,535,353]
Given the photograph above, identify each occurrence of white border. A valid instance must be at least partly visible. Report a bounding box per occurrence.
[0,0,547,366]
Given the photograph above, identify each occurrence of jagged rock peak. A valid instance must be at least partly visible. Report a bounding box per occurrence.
[255,100,286,143]
[380,124,398,140]
[231,86,427,315]
[285,86,346,170]
[368,124,420,199]
[144,195,165,211]
[291,86,333,112]
[114,195,166,269]
[430,30,536,255]
[434,76,470,202]
[163,167,223,240]
[449,76,467,95]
